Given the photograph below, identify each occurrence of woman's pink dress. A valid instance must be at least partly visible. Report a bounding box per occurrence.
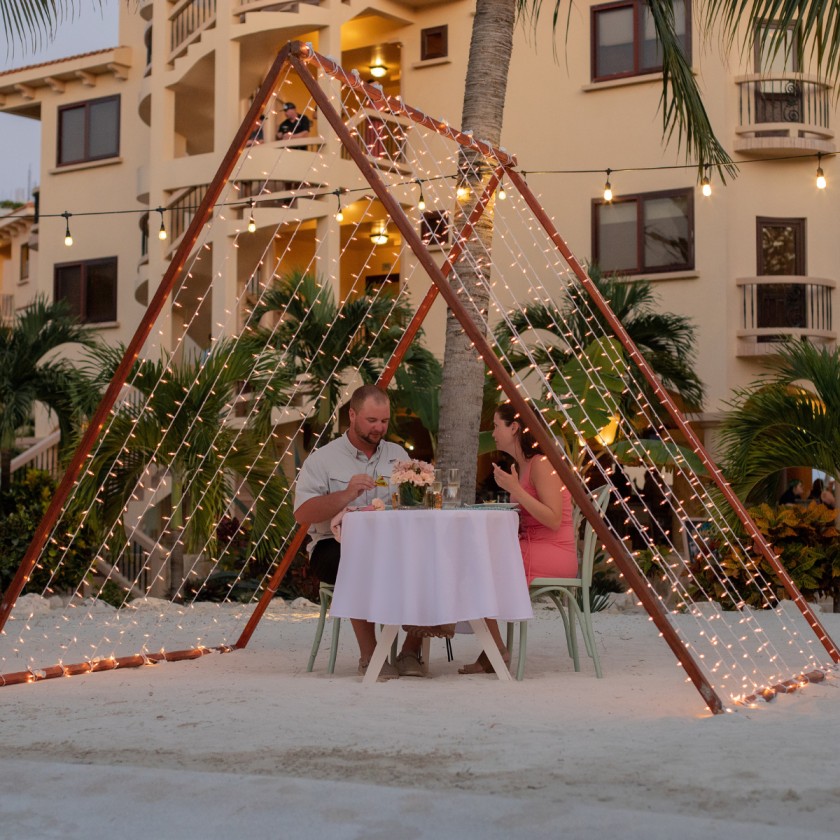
[518,458,577,583]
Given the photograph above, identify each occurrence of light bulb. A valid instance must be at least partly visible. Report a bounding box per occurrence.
[64,231,73,247]
[63,212,73,246]
[701,176,712,197]
[158,220,167,240]
[336,209,344,222]
[369,63,387,79]
[817,168,827,190]
[247,215,256,233]
[416,179,426,211]
[498,185,507,200]
[456,184,469,200]
[334,189,343,221]
[603,169,612,202]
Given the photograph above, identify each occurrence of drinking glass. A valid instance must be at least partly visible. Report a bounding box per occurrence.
[442,468,461,509]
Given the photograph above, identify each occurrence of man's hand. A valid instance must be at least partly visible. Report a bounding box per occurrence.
[347,473,376,500]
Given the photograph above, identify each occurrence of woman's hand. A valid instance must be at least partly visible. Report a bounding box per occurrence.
[492,462,520,495]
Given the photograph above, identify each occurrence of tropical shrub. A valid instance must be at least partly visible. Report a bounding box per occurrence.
[0,469,96,596]
[686,502,840,611]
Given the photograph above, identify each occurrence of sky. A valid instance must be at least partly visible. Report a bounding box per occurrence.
[0,0,119,202]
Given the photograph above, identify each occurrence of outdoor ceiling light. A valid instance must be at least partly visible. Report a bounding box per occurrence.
[369,63,388,79]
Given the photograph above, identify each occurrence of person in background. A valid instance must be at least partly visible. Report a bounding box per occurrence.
[810,477,836,509]
[294,384,424,680]
[277,102,310,140]
[458,402,576,675]
[779,479,804,505]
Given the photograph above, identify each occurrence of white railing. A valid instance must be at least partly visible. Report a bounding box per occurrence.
[10,430,61,481]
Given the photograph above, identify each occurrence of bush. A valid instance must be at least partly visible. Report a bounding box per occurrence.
[0,469,98,597]
[686,502,840,611]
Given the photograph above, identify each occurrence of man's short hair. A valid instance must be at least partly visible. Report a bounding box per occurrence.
[349,384,389,412]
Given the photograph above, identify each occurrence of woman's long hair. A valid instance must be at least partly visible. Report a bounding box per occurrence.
[495,403,542,460]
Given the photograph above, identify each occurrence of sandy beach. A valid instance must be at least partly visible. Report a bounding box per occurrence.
[1,597,839,839]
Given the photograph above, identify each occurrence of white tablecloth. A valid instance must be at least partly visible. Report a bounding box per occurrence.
[330,509,533,625]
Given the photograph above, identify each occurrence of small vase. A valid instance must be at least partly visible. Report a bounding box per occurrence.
[398,483,426,508]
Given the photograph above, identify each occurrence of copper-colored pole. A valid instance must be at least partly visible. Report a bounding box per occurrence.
[0,645,229,688]
[289,46,724,713]
[0,44,296,635]
[507,168,840,666]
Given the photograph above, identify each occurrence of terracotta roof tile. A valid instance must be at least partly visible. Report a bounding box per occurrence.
[0,48,117,78]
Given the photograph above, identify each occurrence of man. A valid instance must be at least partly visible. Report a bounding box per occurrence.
[277,102,310,141]
[294,384,424,679]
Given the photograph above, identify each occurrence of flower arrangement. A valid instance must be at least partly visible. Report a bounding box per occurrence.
[391,459,435,487]
[390,459,435,507]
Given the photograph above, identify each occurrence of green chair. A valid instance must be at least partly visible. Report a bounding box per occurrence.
[507,485,611,680]
[307,583,341,673]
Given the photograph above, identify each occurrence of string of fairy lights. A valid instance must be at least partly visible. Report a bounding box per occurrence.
[3,58,835,706]
[37,149,835,246]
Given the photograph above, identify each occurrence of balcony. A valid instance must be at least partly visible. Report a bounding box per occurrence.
[734,74,835,156]
[736,276,836,356]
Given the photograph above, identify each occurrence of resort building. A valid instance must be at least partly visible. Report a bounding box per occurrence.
[0,0,837,454]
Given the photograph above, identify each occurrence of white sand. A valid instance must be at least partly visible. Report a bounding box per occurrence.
[1,599,839,839]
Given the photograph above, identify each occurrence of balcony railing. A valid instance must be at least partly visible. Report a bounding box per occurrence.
[737,275,836,356]
[169,0,217,62]
[735,73,835,155]
[341,108,412,173]
[166,183,210,251]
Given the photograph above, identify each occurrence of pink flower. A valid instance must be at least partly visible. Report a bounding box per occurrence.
[390,459,435,488]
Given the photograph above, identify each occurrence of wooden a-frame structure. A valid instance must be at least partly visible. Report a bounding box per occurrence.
[1,42,837,712]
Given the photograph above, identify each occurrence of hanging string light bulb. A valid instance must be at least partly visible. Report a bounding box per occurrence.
[62,211,73,246]
[498,181,507,201]
[334,189,344,222]
[157,206,168,240]
[416,179,426,211]
[247,199,256,233]
[603,169,613,202]
[816,154,827,190]
[701,165,712,197]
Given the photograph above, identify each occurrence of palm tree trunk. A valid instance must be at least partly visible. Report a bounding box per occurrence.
[437,0,515,501]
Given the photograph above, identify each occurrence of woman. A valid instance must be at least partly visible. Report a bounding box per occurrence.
[458,403,576,674]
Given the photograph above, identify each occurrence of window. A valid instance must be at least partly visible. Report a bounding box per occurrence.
[54,257,118,323]
[592,0,690,81]
[420,211,449,247]
[753,23,801,128]
[20,243,30,282]
[755,217,806,337]
[592,188,693,274]
[421,26,448,61]
[57,95,120,166]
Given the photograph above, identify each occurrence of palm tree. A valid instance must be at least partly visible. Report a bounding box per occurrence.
[73,338,295,595]
[719,341,840,505]
[495,265,705,413]
[0,0,99,52]
[0,295,99,489]
[244,269,441,445]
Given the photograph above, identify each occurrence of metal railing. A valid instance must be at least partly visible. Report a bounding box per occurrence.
[736,73,832,139]
[737,276,835,352]
[0,294,14,325]
[166,184,210,249]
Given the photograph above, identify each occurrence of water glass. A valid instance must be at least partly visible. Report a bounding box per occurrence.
[442,481,461,509]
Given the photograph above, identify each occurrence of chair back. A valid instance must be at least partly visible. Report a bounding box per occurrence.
[579,485,611,585]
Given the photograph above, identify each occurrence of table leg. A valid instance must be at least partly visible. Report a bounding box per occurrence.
[362,624,400,685]
[468,619,513,681]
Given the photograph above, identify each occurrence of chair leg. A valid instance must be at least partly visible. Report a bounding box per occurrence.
[581,596,603,679]
[563,593,581,672]
[327,615,341,674]
[516,620,528,681]
[307,596,330,672]
[506,621,515,653]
